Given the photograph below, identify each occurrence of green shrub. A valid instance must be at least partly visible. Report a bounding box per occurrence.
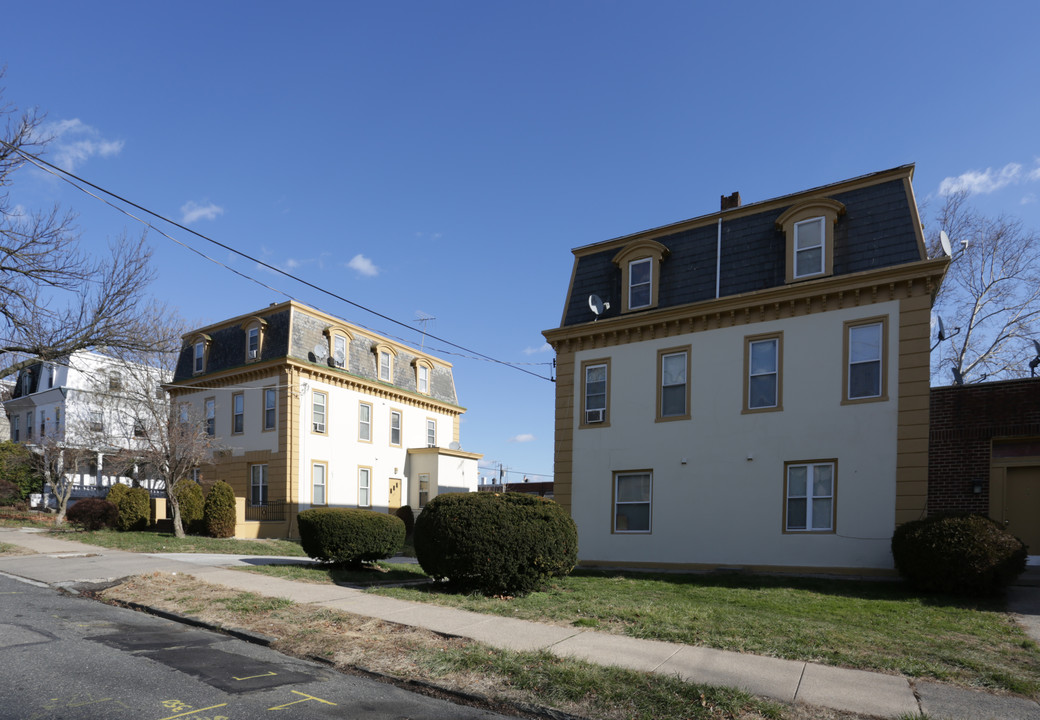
[105,483,150,531]
[414,492,578,596]
[892,513,1027,596]
[0,479,22,508]
[0,440,43,501]
[173,479,205,534]
[203,481,237,538]
[395,504,415,538]
[298,508,405,566]
[66,498,119,531]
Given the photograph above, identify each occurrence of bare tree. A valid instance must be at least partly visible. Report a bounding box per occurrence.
[928,191,1040,385]
[28,432,92,525]
[82,316,217,537]
[0,69,174,380]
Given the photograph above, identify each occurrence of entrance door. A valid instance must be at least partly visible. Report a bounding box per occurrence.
[387,478,401,512]
[1005,466,1040,553]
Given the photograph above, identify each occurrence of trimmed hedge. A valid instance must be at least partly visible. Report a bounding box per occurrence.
[66,498,119,531]
[203,481,237,538]
[106,483,150,531]
[892,513,1027,596]
[395,504,415,538]
[173,479,205,534]
[414,492,578,595]
[298,508,405,566]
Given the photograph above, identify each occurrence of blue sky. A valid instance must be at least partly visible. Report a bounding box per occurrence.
[4,1,1039,482]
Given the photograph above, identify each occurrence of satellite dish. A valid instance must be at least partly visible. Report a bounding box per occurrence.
[936,316,945,342]
[588,294,611,317]
[313,343,328,361]
[939,230,952,258]
[1034,339,1040,355]
[449,441,461,450]
[951,366,964,386]
[333,349,346,367]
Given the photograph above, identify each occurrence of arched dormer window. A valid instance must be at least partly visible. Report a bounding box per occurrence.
[775,198,845,283]
[241,316,268,363]
[412,357,434,394]
[323,324,353,368]
[612,239,669,313]
[372,342,397,383]
[189,333,212,375]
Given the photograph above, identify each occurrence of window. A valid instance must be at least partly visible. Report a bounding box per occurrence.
[25,412,33,439]
[426,418,436,447]
[845,320,885,401]
[312,391,327,434]
[46,364,55,389]
[333,334,347,367]
[324,325,352,368]
[40,413,46,437]
[133,419,146,438]
[204,398,215,436]
[11,416,19,442]
[193,342,205,373]
[232,392,245,434]
[358,402,372,442]
[414,361,431,394]
[418,473,430,507]
[629,258,652,309]
[54,408,60,433]
[21,373,31,395]
[581,359,609,426]
[192,468,202,483]
[108,372,122,391]
[614,471,651,533]
[358,467,371,507]
[657,348,689,421]
[88,410,102,433]
[793,218,825,278]
[247,326,259,359]
[263,388,277,431]
[389,410,402,446]
[312,463,327,506]
[784,461,835,532]
[379,351,392,382]
[250,464,268,506]
[744,333,782,412]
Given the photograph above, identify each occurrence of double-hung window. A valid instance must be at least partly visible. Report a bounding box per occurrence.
[846,320,885,400]
[657,348,689,420]
[614,471,651,533]
[193,342,205,373]
[312,391,327,434]
[26,411,34,439]
[250,464,268,506]
[745,334,781,411]
[358,467,371,507]
[418,473,430,507]
[389,410,402,446]
[333,334,347,367]
[88,410,103,433]
[379,351,392,382]
[263,388,277,431]
[358,403,372,442]
[312,463,326,505]
[582,359,609,426]
[11,416,19,442]
[204,398,215,436]
[426,418,436,447]
[629,258,652,309]
[232,393,244,434]
[793,217,825,278]
[417,364,429,394]
[785,461,835,532]
[247,327,259,359]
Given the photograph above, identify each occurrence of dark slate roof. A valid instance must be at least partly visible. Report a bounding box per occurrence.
[562,176,923,327]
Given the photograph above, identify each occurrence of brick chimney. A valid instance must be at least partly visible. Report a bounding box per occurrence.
[720,191,741,211]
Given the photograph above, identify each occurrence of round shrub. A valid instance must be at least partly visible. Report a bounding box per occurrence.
[395,504,415,538]
[173,479,205,534]
[106,483,150,531]
[203,481,237,538]
[298,508,405,566]
[66,498,119,531]
[414,492,578,596]
[892,513,1027,596]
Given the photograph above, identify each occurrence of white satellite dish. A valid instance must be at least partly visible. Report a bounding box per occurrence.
[313,343,328,361]
[936,315,945,342]
[333,349,346,367]
[588,294,611,317]
[449,441,461,450]
[939,230,952,258]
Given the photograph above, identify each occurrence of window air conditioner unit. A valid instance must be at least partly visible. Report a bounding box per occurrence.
[585,408,605,424]
[249,350,258,359]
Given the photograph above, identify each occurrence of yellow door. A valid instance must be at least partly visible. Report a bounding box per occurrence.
[388,478,401,512]
[1005,466,1040,554]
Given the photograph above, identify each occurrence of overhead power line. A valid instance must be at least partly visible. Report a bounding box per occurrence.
[1,139,553,382]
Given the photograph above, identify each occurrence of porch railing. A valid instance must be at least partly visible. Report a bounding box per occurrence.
[245,501,286,522]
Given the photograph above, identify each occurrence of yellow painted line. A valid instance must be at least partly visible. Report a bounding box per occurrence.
[157,703,228,720]
[268,691,337,710]
[232,671,277,681]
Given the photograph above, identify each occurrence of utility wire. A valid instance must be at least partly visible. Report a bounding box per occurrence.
[1,139,553,382]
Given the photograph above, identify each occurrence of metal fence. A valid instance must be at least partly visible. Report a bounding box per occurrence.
[244,501,286,522]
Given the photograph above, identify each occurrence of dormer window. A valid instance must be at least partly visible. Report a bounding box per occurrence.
[193,342,204,373]
[373,342,397,383]
[776,198,845,283]
[241,317,267,363]
[612,239,669,313]
[190,334,212,375]
[323,324,353,368]
[413,358,434,394]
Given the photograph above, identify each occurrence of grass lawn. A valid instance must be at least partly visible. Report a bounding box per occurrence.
[49,528,308,557]
[244,561,428,586]
[370,569,1040,697]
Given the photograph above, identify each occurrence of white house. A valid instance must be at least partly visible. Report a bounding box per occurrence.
[543,165,948,574]
[169,301,482,538]
[3,351,169,503]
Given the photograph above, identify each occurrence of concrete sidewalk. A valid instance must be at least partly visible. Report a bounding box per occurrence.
[2,527,1038,720]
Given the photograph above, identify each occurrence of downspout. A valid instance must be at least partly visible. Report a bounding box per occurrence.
[715,217,723,299]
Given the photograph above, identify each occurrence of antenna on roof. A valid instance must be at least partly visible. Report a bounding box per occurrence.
[588,294,610,319]
[415,312,435,352]
[313,343,329,363]
[1029,339,1040,378]
[939,230,952,258]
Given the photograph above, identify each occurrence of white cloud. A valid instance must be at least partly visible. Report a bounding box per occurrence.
[509,433,536,443]
[938,163,1023,196]
[181,201,224,224]
[523,343,552,356]
[347,254,379,277]
[1029,160,1040,182]
[42,118,124,171]
[1021,193,1037,206]
[285,258,301,269]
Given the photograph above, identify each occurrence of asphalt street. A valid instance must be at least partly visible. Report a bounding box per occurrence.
[0,573,511,720]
